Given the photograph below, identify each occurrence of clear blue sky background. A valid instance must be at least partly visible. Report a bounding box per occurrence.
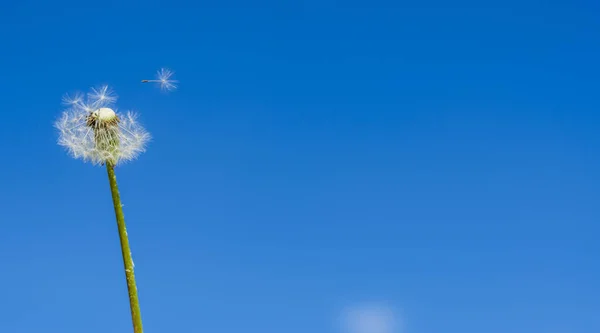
[0,0,599,332]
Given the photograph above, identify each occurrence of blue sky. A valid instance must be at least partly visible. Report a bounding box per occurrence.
[1,0,599,332]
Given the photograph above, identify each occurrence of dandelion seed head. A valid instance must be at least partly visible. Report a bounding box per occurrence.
[55,86,151,166]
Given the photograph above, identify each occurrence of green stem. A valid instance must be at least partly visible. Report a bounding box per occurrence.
[106,163,144,333]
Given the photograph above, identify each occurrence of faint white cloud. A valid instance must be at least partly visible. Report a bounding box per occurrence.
[340,303,400,333]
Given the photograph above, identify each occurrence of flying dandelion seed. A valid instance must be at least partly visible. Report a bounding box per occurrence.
[142,68,178,91]
[55,85,151,166]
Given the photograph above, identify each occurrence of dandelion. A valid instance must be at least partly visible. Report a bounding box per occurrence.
[56,86,150,165]
[141,68,178,91]
[55,85,149,333]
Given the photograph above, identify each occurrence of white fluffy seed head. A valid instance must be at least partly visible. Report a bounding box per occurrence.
[55,85,151,166]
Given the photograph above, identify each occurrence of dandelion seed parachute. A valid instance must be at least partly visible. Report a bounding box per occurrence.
[141,68,178,91]
[55,85,151,166]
